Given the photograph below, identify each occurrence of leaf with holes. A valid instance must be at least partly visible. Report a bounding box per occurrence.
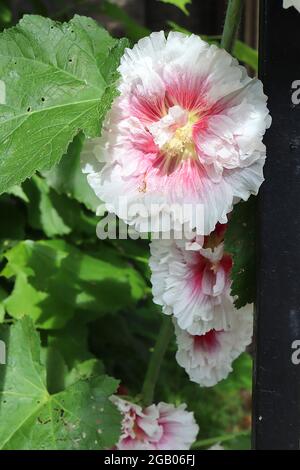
[0,15,128,193]
[0,317,121,449]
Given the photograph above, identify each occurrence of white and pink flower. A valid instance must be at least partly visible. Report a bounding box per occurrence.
[84,31,271,235]
[283,0,300,13]
[174,304,253,387]
[111,397,199,450]
[150,227,234,335]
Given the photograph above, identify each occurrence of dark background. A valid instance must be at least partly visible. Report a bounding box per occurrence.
[0,0,259,48]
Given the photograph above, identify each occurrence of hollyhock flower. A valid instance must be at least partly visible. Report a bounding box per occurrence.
[283,0,300,13]
[149,228,233,335]
[111,397,199,450]
[84,31,271,235]
[174,304,253,387]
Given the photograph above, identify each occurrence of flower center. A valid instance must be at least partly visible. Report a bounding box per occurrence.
[149,105,198,163]
[161,118,197,160]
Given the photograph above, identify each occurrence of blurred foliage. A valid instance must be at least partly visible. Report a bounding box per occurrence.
[100,0,149,42]
[0,0,255,450]
[101,1,258,72]
[158,0,192,15]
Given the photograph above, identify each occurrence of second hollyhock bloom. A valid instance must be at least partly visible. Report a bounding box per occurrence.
[149,227,233,335]
[84,31,271,235]
[174,304,253,387]
[111,397,199,450]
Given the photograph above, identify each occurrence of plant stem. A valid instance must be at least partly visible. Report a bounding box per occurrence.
[221,0,244,53]
[141,316,173,406]
[191,430,250,449]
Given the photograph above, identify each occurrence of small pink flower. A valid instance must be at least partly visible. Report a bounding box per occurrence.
[111,397,199,450]
[84,32,271,235]
[174,304,253,387]
[150,231,233,335]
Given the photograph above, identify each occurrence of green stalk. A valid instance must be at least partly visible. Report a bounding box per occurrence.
[192,430,250,449]
[141,316,173,406]
[221,0,244,53]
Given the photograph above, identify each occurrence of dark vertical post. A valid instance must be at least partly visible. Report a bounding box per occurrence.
[253,0,300,450]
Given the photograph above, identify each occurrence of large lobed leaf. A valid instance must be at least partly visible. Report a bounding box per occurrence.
[0,239,147,328]
[0,15,128,194]
[0,317,121,449]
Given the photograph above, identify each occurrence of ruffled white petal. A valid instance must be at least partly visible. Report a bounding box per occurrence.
[174,304,253,387]
[83,31,271,235]
[111,397,198,450]
[150,237,233,335]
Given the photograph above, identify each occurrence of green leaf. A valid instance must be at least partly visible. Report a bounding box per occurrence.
[43,133,100,212]
[46,320,94,369]
[43,346,68,395]
[1,239,147,328]
[42,322,104,394]
[0,317,121,449]
[22,174,97,237]
[0,3,12,26]
[23,175,72,237]
[233,40,258,73]
[224,197,256,308]
[158,0,191,15]
[0,15,128,194]
[6,185,29,203]
[65,359,105,388]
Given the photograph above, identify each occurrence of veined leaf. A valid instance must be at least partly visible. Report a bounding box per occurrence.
[0,15,128,193]
[43,134,100,212]
[0,317,121,449]
[23,175,72,237]
[1,239,146,328]
[23,174,98,237]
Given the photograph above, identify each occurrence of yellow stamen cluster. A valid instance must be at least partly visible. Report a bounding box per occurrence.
[162,116,198,161]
